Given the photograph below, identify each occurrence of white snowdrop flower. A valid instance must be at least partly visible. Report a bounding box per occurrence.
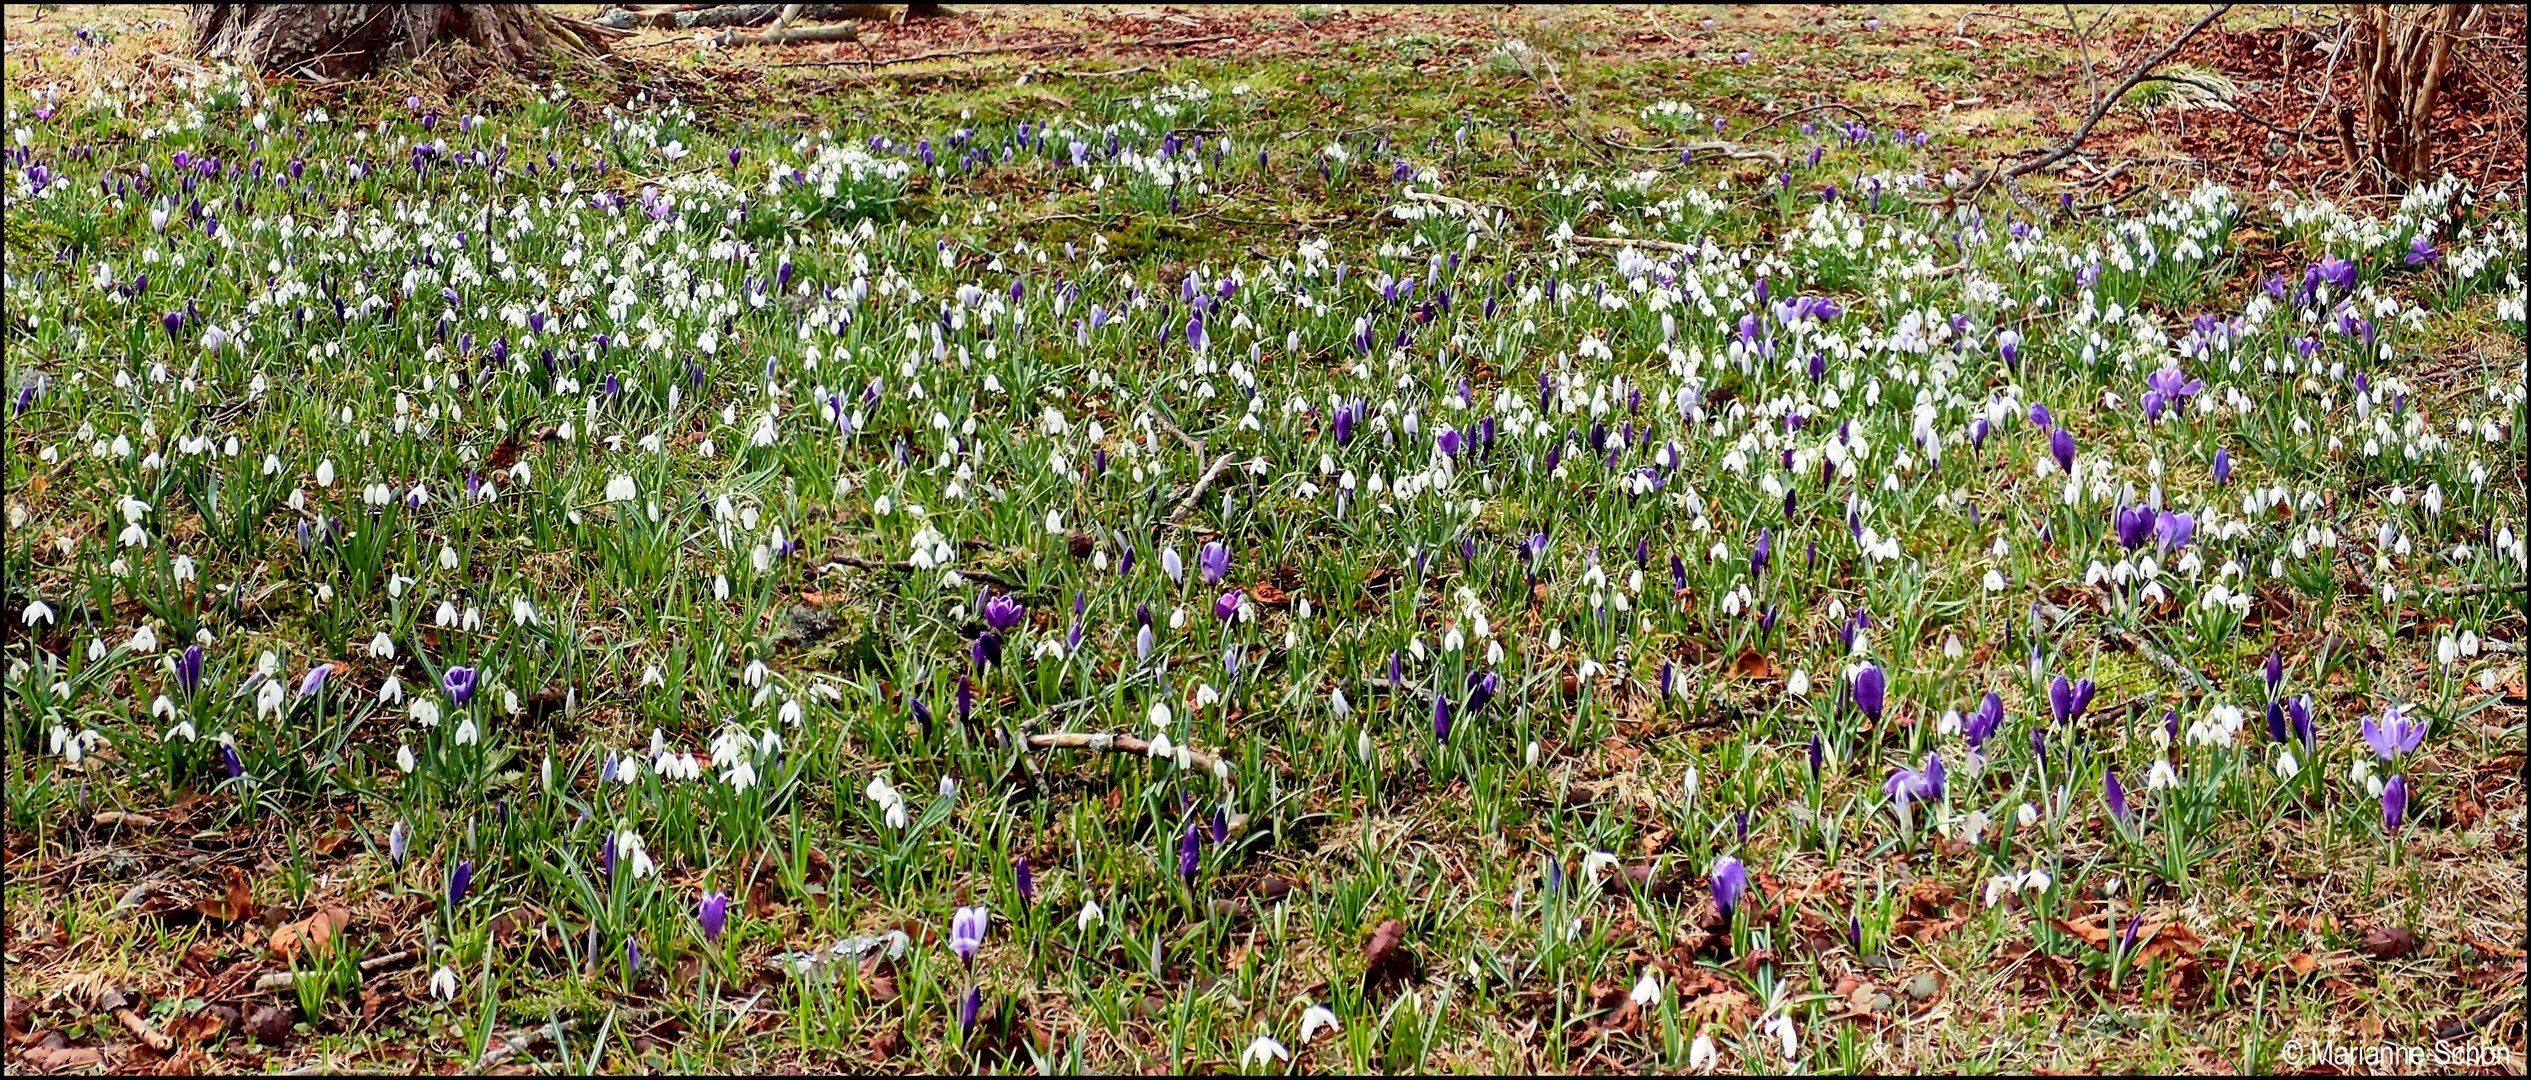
[606,474,638,502]
[502,688,521,716]
[379,675,405,704]
[454,717,480,746]
[129,624,160,654]
[1630,967,1663,1005]
[1762,1014,1798,1060]
[411,699,442,728]
[642,665,664,687]
[439,545,460,571]
[397,744,418,773]
[615,829,656,879]
[743,660,770,687]
[1786,668,1811,696]
[1148,730,1176,761]
[1688,1032,1719,1072]
[314,459,336,487]
[435,602,458,628]
[2017,803,2039,827]
[2273,748,2300,782]
[165,719,197,743]
[172,555,197,582]
[429,966,460,1001]
[255,679,286,719]
[2147,759,2179,790]
[1682,764,1700,809]
[22,601,55,626]
[1077,899,1104,932]
[1239,1035,1290,1070]
[367,632,396,659]
[1298,1004,1340,1044]
[779,698,803,726]
[509,596,536,625]
[1148,701,1174,729]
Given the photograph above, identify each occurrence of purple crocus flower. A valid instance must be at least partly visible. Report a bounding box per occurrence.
[1808,733,1825,779]
[2264,650,2285,698]
[1210,807,1230,846]
[1463,671,1500,714]
[2157,509,2200,552]
[2049,428,2077,473]
[176,645,205,696]
[2140,366,2204,421]
[1963,691,2005,751]
[972,632,1002,668]
[2360,706,2426,761]
[1884,752,1945,809]
[1214,590,1243,622]
[1198,541,1230,585]
[2381,775,2408,833]
[700,891,730,943]
[1179,821,1202,882]
[2403,235,2439,267]
[443,666,478,706]
[949,904,989,966]
[2212,447,2233,485]
[1852,664,1887,723]
[1751,529,1772,578]
[959,985,983,1034]
[448,860,473,908]
[982,592,1025,632]
[2113,505,2156,550]
[296,664,331,700]
[2314,255,2357,292]
[1014,854,1035,905]
[221,743,244,779]
[1432,692,1453,741]
[1711,856,1748,918]
[2104,770,2129,824]
[2048,675,2096,726]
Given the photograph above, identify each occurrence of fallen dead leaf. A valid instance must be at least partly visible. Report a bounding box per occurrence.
[2358,925,2421,960]
[268,907,352,962]
[21,1044,105,1070]
[195,867,254,924]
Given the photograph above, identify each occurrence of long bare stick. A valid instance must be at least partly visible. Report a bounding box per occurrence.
[1026,731,1256,778]
[2008,4,2235,179]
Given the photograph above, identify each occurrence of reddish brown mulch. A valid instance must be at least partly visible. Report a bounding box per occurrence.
[2167,11,2526,199]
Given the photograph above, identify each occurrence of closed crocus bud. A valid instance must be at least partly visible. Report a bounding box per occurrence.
[700,890,729,943]
[2381,775,2408,833]
[1179,821,1202,882]
[1852,664,1886,722]
[447,859,473,909]
[1013,854,1036,905]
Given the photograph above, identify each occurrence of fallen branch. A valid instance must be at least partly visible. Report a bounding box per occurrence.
[249,950,414,993]
[1598,133,1786,164]
[2037,600,2215,694]
[774,34,1232,69]
[2007,4,2235,179]
[1147,410,1231,535]
[1026,731,1255,778]
[98,989,171,1054]
[820,554,1024,594]
[1567,234,1698,254]
[721,22,860,46]
[1399,190,1499,233]
[1741,102,1874,139]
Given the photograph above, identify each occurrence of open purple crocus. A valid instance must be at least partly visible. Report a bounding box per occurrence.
[2360,706,2427,762]
[2140,366,2204,422]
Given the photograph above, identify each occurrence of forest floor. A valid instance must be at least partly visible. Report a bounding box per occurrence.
[3,4,2525,1075]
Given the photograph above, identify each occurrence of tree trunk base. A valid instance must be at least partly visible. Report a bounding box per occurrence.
[189,4,617,79]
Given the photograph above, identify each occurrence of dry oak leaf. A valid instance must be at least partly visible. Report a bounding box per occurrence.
[268,907,352,962]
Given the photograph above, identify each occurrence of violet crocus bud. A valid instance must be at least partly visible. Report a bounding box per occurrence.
[1014,855,1035,906]
[1711,856,1748,919]
[1179,822,1202,882]
[176,645,205,696]
[1852,664,1886,723]
[700,891,729,943]
[2104,770,2128,825]
[448,859,473,909]
[2381,775,2408,833]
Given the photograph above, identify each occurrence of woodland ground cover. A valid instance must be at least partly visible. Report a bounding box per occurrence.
[3,5,2525,1074]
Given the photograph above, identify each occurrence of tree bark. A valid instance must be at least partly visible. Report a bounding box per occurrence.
[2350,4,2469,187]
[187,4,616,79]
